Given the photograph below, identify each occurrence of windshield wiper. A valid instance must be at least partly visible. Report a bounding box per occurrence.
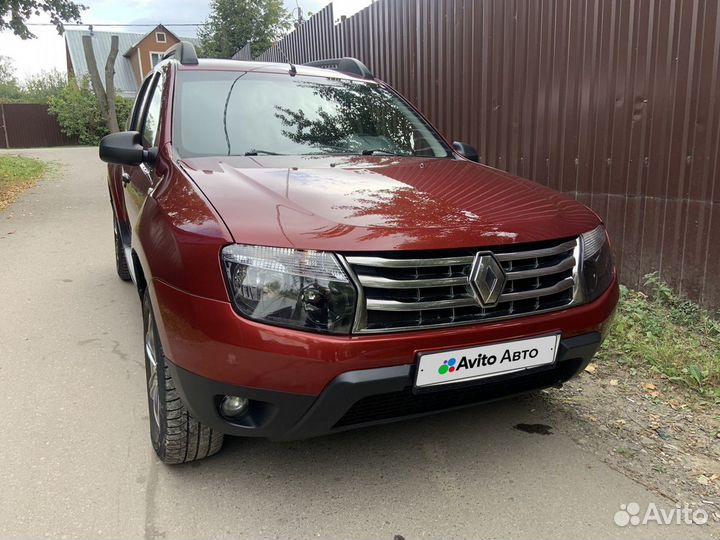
[244,150,282,156]
[360,149,407,156]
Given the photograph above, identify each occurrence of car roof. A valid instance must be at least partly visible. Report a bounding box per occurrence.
[175,58,376,83]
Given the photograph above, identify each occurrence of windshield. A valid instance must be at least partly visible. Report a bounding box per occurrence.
[173,71,451,158]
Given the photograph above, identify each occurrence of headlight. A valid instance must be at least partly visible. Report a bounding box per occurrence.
[580,225,615,302]
[221,245,357,334]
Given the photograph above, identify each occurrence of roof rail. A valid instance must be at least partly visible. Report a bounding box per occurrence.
[304,57,374,79]
[162,41,199,65]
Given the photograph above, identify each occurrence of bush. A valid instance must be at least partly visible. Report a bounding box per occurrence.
[598,273,720,396]
[48,79,132,145]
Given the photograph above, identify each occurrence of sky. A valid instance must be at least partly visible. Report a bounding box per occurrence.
[0,0,373,80]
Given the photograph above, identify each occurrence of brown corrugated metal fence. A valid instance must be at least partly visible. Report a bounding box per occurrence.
[257,4,338,62]
[0,103,79,148]
[256,0,720,309]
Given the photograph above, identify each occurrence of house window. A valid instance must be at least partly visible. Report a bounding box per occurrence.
[156,32,166,43]
[150,52,164,67]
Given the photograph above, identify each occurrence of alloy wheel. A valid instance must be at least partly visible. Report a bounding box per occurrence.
[144,312,160,433]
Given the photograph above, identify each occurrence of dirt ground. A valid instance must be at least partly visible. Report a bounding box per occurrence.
[540,359,720,523]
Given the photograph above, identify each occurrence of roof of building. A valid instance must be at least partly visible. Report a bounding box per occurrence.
[64,28,199,97]
[124,25,185,56]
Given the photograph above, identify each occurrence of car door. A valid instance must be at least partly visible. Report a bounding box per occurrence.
[123,69,166,236]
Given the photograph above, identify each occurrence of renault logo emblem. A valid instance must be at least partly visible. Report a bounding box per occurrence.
[469,252,506,306]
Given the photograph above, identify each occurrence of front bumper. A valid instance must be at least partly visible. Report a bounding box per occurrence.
[151,275,619,396]
[166,332,602,441]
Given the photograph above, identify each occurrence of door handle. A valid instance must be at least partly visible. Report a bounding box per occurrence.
[121,172,131,187]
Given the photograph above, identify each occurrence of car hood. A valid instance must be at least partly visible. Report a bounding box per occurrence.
[180,155,600,252]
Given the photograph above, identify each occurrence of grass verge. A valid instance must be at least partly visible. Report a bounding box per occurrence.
[598,273,720,398]
[0,155,49,210]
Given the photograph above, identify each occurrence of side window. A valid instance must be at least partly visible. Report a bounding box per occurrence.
[140,72,165,148]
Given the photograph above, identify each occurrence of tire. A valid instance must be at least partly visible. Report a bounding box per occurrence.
[142,290,224,464]
[114,217,132,282]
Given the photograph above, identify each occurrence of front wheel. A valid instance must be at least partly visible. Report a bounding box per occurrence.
[142,290,224,463]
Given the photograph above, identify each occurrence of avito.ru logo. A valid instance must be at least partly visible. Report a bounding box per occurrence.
[437,348,540,375]
[614,502,708,527]
[438,358,457,375]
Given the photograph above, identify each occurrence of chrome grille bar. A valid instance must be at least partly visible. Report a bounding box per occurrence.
[345,255,474,268]
[500,276,574,301]
[494,239,577,261]
[358,275,469,289]
[366,297,479,311]
[504,256,576,279]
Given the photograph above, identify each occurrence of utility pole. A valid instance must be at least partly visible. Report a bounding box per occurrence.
[292,1,304,29]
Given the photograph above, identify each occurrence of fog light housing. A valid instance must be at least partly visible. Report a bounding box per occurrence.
[220,395,249,417]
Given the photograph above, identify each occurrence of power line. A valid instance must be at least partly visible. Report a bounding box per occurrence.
[25,22,203,27]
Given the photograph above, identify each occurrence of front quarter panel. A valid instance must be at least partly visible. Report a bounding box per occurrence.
[134,152,233,301]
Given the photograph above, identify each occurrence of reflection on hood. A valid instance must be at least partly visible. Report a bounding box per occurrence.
[180,155,600,251]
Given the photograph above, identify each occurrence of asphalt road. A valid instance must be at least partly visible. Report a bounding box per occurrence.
[0,147,710,539]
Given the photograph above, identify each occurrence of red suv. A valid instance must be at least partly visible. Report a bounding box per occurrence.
[100,42,618,464]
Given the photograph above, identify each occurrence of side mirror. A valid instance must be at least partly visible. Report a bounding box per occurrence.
[452,141,479,163]
[99,131,154,166]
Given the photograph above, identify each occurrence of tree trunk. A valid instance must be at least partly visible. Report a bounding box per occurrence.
[81,35,108,122]
[104,35,120,133]
[81,34,120,133]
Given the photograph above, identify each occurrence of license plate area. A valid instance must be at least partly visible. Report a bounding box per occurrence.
[415,334,560,389]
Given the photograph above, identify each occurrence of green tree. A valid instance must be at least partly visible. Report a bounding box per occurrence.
[198,0,292,58]
[48,78,131,145]
[0,56,22,102]
[0,57,68,104]
[1,0,85,39]
[21,69,66,103]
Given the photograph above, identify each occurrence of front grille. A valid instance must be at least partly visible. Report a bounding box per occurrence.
[343,238,579,333]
